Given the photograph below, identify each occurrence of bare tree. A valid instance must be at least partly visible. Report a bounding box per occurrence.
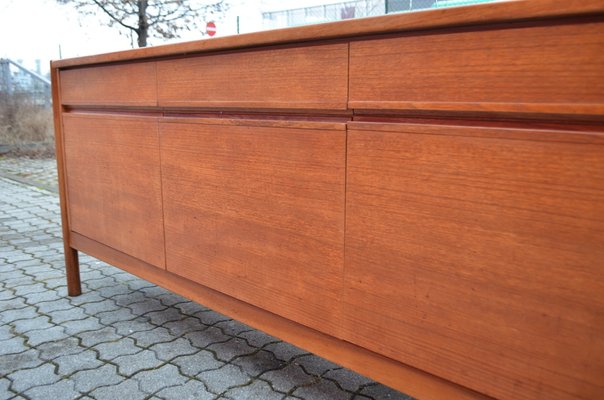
[58,0,228,47]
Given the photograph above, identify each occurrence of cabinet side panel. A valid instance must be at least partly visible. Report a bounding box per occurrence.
[160,121,346,336]
[63,114,165,268]
[344,124,604,400]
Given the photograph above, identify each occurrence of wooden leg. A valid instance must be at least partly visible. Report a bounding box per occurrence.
[65,246,81,296]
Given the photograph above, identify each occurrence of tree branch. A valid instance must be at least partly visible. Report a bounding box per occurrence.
[91,0,138,32]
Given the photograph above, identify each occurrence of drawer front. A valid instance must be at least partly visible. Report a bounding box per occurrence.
[157,44,348,110]
[60,62,157,106]
[344,122,604,400]
[160,119,346,336]
[349,21,604,115]
[62,114,165,268]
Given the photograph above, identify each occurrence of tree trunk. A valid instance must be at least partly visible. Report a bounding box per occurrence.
[137,0,149,47]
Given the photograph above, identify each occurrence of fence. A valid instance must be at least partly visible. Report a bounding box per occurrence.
[0,59,51,107]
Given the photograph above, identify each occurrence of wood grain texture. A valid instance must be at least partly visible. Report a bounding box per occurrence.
[62,113,165,268]
[159,119,346,336]
[70,231,489,400]
[52,0,604,69]
[157,44,348,110]
[51,66,81,296]
[60,62,157,106]
[344,122,604,400]
[349,20,604,116]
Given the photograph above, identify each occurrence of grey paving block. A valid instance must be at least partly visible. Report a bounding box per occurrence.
[0,378,12,400]
[113,349,164,376]
[185,326,230,349]
[324,368,375,393]
[55,349,103,375]
[35,299,72,313]
[0,349,44,376]
[90,379,146,400]
[146,308,185,326]
[71,364,123,393]
[78,326,122,347]
[171,350,224,377]
[261,364,318,393]
[94,337,142,361]
[134,363,187,394]
[79,299,121,315]
[360,384,415,400]
[10,314,52,334]
[155,379,214,400]
[37,337,84,361]
[225,379,284,400]
[126,298,167,316]
[8,363,60,392]
[129,326,174,347]
[0,306,38,324]
[0,337,28,356]
[66,291,106,306]
[46,306,88,324]
[150,338,198,361]
[0,325,11,341]
[94,284,132,298]
[23,379,79,400]
[238,330,279,348]
[195,310,230,326]
[22,290,62,304]
[294,354,342,376]
[173,301,209,316]
[264,342,310,362]
[293,379,352,400]
[163,317,206,337]
[62,316,104,335]
[25,325,68,346]
[197,364,251,394]
[96,307,138,325]
[112,292,148,307]
[207,338,257,363]
[233,349,286,377]
[13,283,46,297]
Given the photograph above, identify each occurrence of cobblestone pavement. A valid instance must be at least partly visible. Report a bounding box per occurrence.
[0,157,58,194]
[0,169,412,400]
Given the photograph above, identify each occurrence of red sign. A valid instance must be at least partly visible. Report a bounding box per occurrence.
[206,21,217,37]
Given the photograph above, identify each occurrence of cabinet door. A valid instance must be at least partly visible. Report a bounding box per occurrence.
[160,118,346,336]
[344,122,604,400]
[62,114,165,268]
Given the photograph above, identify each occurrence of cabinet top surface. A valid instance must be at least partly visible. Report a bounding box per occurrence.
[51,0,604,69]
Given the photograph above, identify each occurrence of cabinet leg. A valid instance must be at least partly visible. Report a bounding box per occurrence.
[65,246,81,296]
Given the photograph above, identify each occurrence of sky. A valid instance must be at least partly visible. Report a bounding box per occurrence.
[0,0,338,76]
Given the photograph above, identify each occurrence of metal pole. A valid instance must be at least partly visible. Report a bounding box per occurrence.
[237,15,240,34]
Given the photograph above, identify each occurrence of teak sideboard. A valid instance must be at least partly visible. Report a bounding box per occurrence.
[51,1,604,399]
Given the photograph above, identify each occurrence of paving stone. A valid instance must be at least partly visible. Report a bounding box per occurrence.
[71,364,123,393]
[55,349,103,375]
[239,330,279,348]
[195,310,230,326]
[173,301,209,316]
[146,308,185,326]
[23,379,79,400]
[112,316,154,335]
[79,299,120,315]
[0,378,12,400]
[22,290,62,304]
[294,354,342,376]
[261,364,318,393]
[134,363,187,394]
[37,337,84,360]
[8,363,60,392]
[264,342,310,362]
[197,364,251,394]
[47,306,88,324]
[225,379,285,400]
[94,284,132,298]
[10,315,52,334]
[35,299,72,313]
[155,379,214,400]
[129,326,174,347]
[233,349,286,377]
[0,306,38,324]
[207,337,257,362]
[171,350,224,377]
[185,326,230,349]
[62,316,103,335]
[113,349,163,376]
[0,349,44,376]
[96,307,138,325]
[0,337,28,356]
[25,325,68,346]
[163,317,206,337]
[127,298,166,315]
[66,291,106,306]
[94,337,142,361]
[293,379,353,400]
[0,325,11,341]
[112,292,148,307]
[90,379,146,400]
[324,368,375,393]
[150,337,198,361]
[78,326,122,347]
[360,384,415,400]
[13,283,46,297]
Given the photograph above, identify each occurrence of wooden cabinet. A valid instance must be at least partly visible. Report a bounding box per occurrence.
[160,118,346,335]
[344,122,604,400]
[52,2,604,399]
[62,114,165,268]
